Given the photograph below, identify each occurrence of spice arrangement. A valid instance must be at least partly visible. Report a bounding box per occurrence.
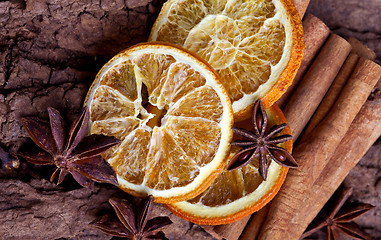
[203,2,381,240]
[1,0,380,239]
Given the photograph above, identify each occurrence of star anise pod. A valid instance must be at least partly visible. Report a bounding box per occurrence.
[301,186,374,240]
[227,99,298,180]
[18,106,120,190]
[90,195,172,240]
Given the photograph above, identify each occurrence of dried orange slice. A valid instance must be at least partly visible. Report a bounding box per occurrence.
[149,0,304,120]
[84,43,233,203]
[165,104,292,225]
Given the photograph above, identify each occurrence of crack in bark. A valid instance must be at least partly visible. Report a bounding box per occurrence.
[2,40,14,89]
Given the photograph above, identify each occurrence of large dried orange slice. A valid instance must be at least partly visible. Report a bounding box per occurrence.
[165,104,292,225]
[84,43,233,203]
[149,0,304,120]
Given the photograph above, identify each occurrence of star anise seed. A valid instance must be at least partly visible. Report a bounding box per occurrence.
[90,195,172,240]
[301,186,375,240]
[18,106,121,190]
[227,100,298,180]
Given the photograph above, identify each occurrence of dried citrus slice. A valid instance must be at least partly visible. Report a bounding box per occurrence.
[149,0,304,120]
[84,43,233,203]
[165,104,292,224]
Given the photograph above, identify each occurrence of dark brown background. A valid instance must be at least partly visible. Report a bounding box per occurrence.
[0,0,380,239]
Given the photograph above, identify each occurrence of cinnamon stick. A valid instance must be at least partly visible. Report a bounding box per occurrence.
[283,33,352,139]
[293,0,310,18]
[276,78,381,239]
[239,205,270,240]
[201,225,223,239]
[277,14,330,108]
[302,36,378,138]
[258,58,381,240]
[302,53,359,136]
[201,215,251,240]
[348,37,377,60]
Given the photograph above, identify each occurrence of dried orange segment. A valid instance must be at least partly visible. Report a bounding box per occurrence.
[109,128,152,186]
[99,60,138,101]
[232,53,271,96]
[84,43,233,203]
[202,0,227,13]
[91,117,140,140]
[165,117,221,167]
[90,86,136,121]
[188,167,245,206]
[185,15,241,70]
[167,85,224,123]
[240,160,262,193]
[149,0,304,120]
[224,0,275,22]
[157,62,206,108]
[166,104,292,225]
[133,53,176,106]
[154,0,208,46]
[238,19,285,65]
[218,67,244,101]
[144,127,199,190]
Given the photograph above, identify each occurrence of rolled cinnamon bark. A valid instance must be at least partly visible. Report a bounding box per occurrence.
[276,78,381,239]
[258,58,381,240]
[239,206,270,240]
[201,215,251,240]
[201,225,223,239]
[283,33,352,139]
[277,14,330,108]
[302,37,377,139]
[348,37,377,60]
[293,0,310,18]
[302,53,359,136]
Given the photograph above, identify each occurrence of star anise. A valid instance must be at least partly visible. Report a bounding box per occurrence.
[301,186,374,240]
[227,99,298,180]
[18,106,120,190]
[90,195,172,240]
